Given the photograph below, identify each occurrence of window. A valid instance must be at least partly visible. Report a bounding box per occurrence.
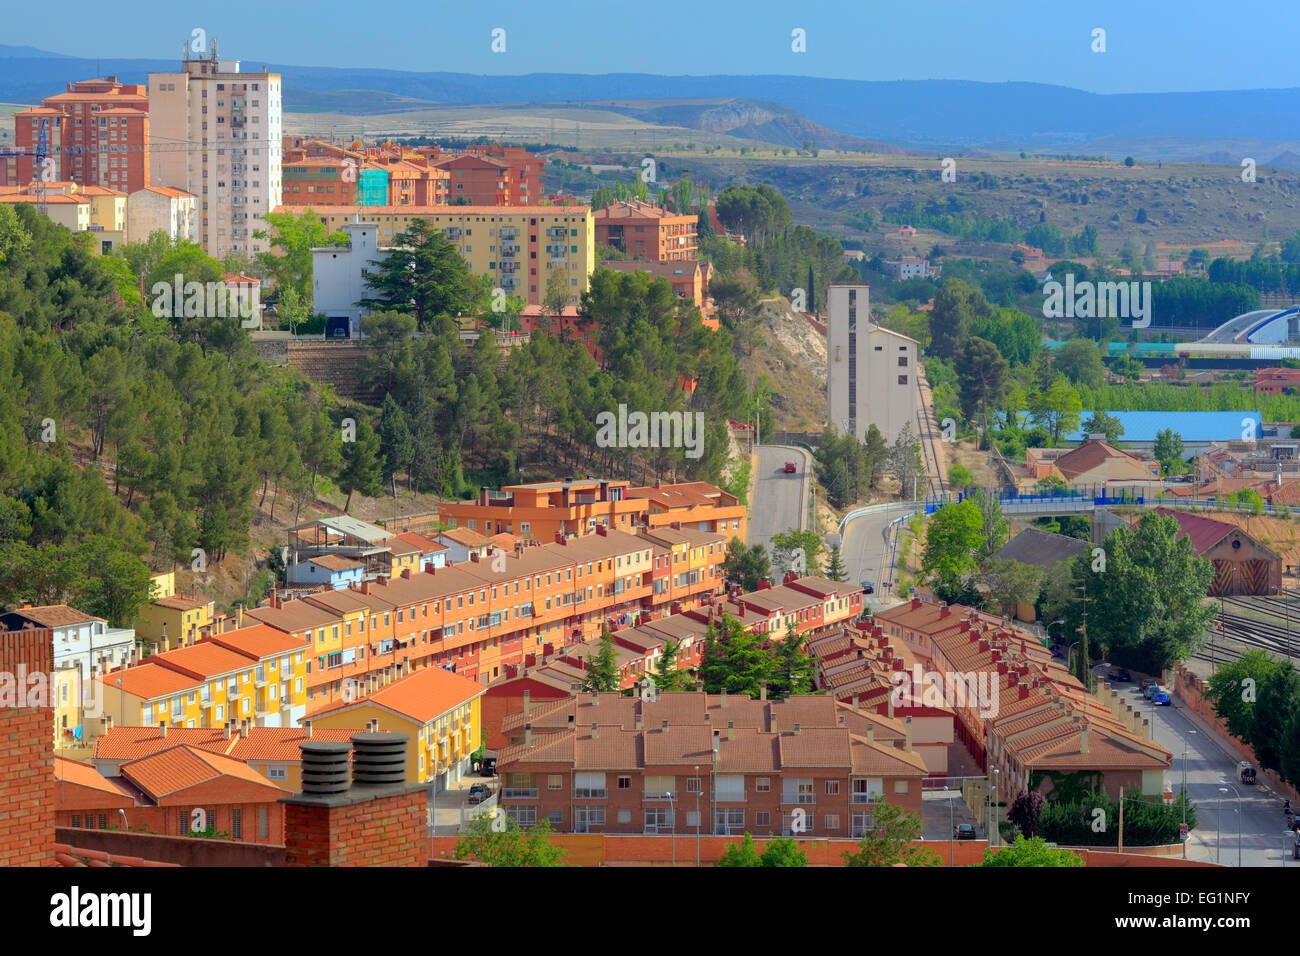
[825,780,841,796]
[617,809,632,824]
[686,777,702,793]
[825,814,841,831]
[783,812,815,836]
[258,806,269,839]
[575,772,606,798]
[547,775,564,790]
[894,780,910,794]
[851,811,876,837]
[547,809,563,828]
[617,776,631,790]
[755,777,771,793]
[231,808,243,840]
[898,375,909,385]
[644,807,673,832]
[268,766,287,781]
[506,806,537,827]
[575,806,606,832]
[714,808,744,835]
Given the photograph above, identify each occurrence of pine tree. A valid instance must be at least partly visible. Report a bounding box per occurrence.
[770,622,817,699]
[581,624,621,692]
[338,422,384,513]
[653,638,690,692]
[376,394,414,497]
[825,544,846,582]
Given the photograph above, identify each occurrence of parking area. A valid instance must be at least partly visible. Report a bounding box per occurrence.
[921,788,985,842]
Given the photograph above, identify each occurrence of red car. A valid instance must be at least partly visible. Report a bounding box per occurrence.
[784,461,797,474]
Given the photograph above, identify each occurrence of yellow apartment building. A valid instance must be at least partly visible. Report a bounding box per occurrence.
[310,664,486,790]
[293,203,595,307]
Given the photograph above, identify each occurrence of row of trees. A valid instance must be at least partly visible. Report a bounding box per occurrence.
[1206,649,1300,786]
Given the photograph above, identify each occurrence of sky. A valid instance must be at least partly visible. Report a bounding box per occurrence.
[3,0,1293,95]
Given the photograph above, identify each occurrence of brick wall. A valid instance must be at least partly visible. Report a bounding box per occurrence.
[284,787,429,867]
[0,627,54,866]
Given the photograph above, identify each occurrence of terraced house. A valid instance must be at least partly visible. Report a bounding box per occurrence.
[496,691,926,836]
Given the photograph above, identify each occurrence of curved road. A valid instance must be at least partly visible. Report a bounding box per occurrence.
[748,444,812,557]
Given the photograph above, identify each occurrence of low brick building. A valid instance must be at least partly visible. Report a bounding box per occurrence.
[497,691,926,838]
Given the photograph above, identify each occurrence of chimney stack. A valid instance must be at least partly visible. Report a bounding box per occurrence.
[304,720,313,738]
[760,682,767,701]
[905,716,913,751]
[525,723,533,747]
[522,689,531,718]
[793,722,801,736]
[350,732,407,788]
[297,740,352,795]
[591,722,599,739]
[661,719,668,732]
[727,720,734,741]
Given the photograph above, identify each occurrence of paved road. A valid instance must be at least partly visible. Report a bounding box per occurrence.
[1128,681,1295,867]
[840,502,914,605]
[1202,308,1287,344]
[748,445,811,557]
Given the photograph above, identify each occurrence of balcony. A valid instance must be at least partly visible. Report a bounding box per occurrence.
[850,793,880,804]
[643,792,677,802]
[782,794,816,805]
[574,788,607,799]
[714,791,746,803]
[503,788,538,799]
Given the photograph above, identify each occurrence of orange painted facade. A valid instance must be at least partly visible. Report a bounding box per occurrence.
[595,200,698,262]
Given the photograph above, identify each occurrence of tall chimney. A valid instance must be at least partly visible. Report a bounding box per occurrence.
[760,682,767,701]
[522,689,531,718]
[591,722,599,739]
[304,720,313,738]
[905,716,913,751]
[720,688,727,708]
[661,719,668,732]
[793,722,801,736]
[1080,722,1089,754]
[727,720,734,741]
[525,723,533,747]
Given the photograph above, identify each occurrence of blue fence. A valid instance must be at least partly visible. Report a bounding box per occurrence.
[923,484,1149,513]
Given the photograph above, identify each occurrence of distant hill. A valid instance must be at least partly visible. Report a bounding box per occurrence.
[1,49,1299,155]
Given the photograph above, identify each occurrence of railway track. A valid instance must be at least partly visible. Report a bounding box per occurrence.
[1194,599,1300,666]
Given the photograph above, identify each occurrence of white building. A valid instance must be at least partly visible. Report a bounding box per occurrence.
[826,283,919,446]
[895,256,938,280]
[148,41,281,259]
[126,185,197,242]
[0,605,135,715]
[312,218,388,338]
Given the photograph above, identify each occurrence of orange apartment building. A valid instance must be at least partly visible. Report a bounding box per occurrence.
[495,691,927,837]
[595,199,698,262]
[3,77,149,193]
[437,477,745,545]
[419,144,544,205]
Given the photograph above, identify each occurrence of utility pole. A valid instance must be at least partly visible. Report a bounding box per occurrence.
[1117,791,1124,854]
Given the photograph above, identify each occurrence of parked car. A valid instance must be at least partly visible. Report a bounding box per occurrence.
[1142,680,1159,699]
[467,784,489,805]
[1151,690,1172,706]
[1238,761,1257,784]
[478,755,497,777]
[954,823,977,840]
[1108,669,1132,682]
[860,580,875,595]
[784,461,797,474]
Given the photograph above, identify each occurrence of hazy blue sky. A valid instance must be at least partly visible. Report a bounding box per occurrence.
[5,0,1290,94]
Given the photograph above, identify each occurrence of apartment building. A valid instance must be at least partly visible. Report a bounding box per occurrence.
[827,282,919,445]
[496,691,927,836]
[438,477,746,545]
[3,76,149,192]
[134,591,216,646]
[418,143,544,205]
[126,184,197,242]
[148,43,282,258]
[310,663,486,789]
[594,199,698,262]
[300,204,594,307]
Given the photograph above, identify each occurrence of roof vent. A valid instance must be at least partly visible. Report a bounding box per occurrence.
[299,741,352,795]
[350,732,408,787]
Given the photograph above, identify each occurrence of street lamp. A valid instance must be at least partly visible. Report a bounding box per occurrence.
[1177,729,1196,859]
[1217,781,1242,868]
[943,785,956,866]
[117,808,128,831]
[990,768,1001,848]
[693,765,701,868]
[663,790,676,868]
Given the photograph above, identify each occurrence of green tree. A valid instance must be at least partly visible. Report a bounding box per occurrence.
[840,803,940,867]
[376,394,414,496]
[770,528,822,577]
[580,624,621,692]
[756,836,808,867]
[651,638,691,692]
[955,336,1009,448]
[825,544,846,582]
[921,501,984,599]
[1081,411,1124,443]
[947,463,973,491]
[454,812,567,867]
[254,208,348,301]
[716,832,762,866]
[979,835,1084,867]
[1153,429,1184,474]
[888,422,925,499]
[976,559,1042,618]
[929,278,993,361]
[723,539,771,591]
[1030,378,1083,445]
[699,613,774,699]
[359,219,484,332]
[1074,512,1215,673]
[1055,338,1106,389]
[337,421,384,512]
[769,622,817,700]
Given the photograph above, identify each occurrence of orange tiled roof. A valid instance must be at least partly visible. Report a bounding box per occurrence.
[118,744,283,801]
[310,663,485,724]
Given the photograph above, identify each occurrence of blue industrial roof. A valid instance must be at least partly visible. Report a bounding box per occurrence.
[1064,411,1263,443]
